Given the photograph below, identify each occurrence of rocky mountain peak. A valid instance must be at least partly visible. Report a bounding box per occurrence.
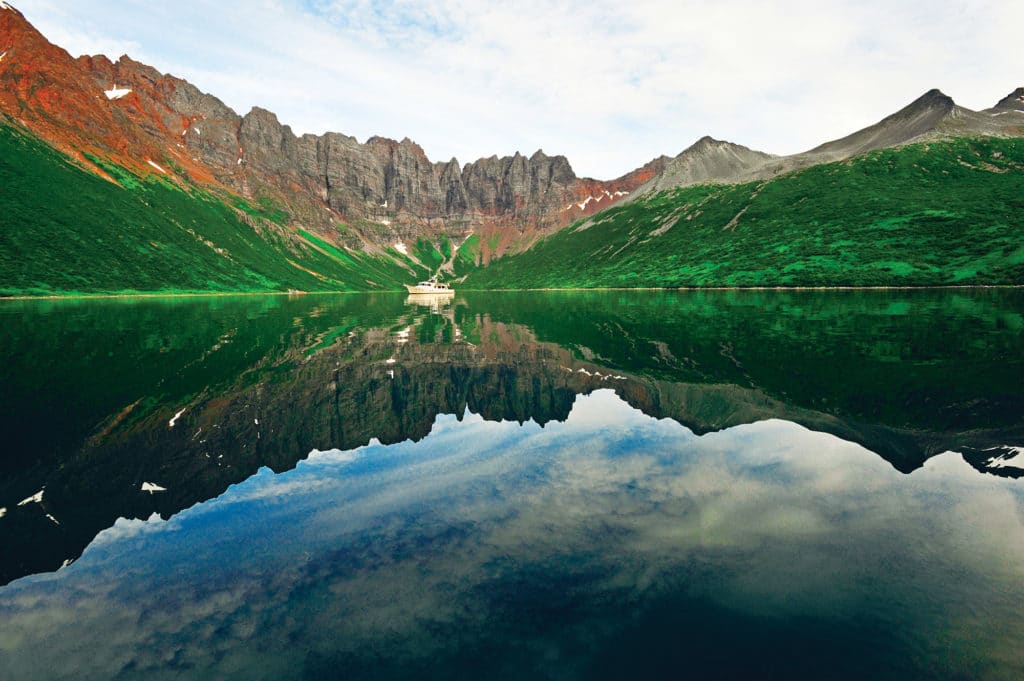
[0,1,24,19]
[629,135,774,196]
[903,88,956,114]
[991,87,1024,111]
[1,1,49,48]
[241,106,292,147]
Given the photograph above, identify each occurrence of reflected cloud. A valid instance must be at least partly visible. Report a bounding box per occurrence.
[2,390,1022,680]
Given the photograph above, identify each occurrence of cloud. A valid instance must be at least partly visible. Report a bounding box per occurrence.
[14,0,1024,177]
[3,390,1024,678]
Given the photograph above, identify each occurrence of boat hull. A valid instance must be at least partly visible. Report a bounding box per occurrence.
[404,284,455,295]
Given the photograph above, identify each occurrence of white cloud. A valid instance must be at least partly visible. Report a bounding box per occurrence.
[4,389,1024,679]
[14,0,1024,177]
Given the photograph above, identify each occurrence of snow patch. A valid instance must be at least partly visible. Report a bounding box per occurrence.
[17,489,43,506]
[141,482,167,493]
[386,358,397,364]
[193,128,201,136]
[254,418,259,425]
[168,407,186,428]
[387,369,395,379]
[104,86,132,100]
[147,160,166,174]
[394,242,408,255]
[45,513,60,525]
[985,446,1024,469]
[0,51,7,63]
[0,1,13,10]
[574,190,627,211]
[0,507,6,519]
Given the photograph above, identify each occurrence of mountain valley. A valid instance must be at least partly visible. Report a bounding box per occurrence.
[1,2,1022,294]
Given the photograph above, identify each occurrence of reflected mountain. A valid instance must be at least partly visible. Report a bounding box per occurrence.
[1,289,1022,584]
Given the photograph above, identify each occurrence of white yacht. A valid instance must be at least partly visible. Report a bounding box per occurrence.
[404,280,454,295]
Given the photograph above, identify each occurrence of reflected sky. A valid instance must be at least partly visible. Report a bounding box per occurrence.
[3,288,1023,584]
[2,390,1022,680]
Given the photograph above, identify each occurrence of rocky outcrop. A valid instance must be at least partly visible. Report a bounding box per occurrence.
[633,136,776,196]
[986,87,1024,113]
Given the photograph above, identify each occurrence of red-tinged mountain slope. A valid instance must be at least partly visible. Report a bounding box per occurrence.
[0,4,664,263]
[0,4,217,185]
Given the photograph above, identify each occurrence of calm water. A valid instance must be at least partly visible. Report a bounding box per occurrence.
[1,290,1023,680]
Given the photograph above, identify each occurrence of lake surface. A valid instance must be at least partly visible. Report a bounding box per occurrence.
[1,289,1023,680]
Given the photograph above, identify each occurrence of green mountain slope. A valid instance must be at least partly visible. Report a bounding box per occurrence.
[466,137,1024,289]
[0,126,430,296]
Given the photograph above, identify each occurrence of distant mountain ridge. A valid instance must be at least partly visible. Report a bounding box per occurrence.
[631,87,1024,197]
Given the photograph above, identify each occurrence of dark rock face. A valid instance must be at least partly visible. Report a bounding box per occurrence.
[105,55,663,254]
[989,87,1024,112]
[70,38,661,258]
[635,136,777,195]
[802,88,957,160]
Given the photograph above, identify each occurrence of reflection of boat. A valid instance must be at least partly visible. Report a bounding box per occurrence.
[404,280,454,295]
[405,293,454,309]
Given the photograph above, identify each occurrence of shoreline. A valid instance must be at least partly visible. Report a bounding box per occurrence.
[0,290,363,301]
[2,284,1023,301]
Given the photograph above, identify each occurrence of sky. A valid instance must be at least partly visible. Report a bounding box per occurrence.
[14,0,1024,179]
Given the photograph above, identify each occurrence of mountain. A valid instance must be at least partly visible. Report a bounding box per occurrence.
[633,88,1024,194]
[630,136,776,195]
[467,135,1024,288]
[2,1,1023,294]
[987,87,1024,113]
[0,3,663,272]
[466,82,1024,289]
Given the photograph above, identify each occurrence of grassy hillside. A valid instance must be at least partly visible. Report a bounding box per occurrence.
[466,137,1024,288]
[0,125,430,296]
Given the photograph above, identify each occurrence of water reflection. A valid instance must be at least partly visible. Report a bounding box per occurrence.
[0,289,1022,589]
[1,390,1022,680]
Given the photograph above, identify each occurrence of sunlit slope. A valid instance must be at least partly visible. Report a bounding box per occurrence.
[466,138,1024,288]
[0,126,430,295]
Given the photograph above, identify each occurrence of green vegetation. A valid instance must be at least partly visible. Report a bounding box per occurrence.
[412,237,446,273]
[453,234,481,277]
[232,195,290,226]
[6,124,1022,296]
[296,228,425,287]
[467,138,1024,288]
[0,126,429,296]
[459,288,1024,440]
